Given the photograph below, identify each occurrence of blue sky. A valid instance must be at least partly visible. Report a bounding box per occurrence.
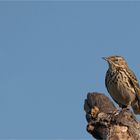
[0,1,140,139]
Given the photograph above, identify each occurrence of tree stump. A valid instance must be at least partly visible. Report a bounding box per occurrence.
[84,92,140,140]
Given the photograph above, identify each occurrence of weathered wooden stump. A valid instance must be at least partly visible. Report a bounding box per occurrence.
[84,92,140,140]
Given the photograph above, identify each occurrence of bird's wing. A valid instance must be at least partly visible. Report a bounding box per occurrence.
[127,69,140,106]
[127,69,139,87]
[127,69,140,89]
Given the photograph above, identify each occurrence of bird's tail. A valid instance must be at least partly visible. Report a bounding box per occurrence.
[132,86,140,114]
[132,101,140,114]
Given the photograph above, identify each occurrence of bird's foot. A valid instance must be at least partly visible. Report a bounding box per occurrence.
[112,109,120,116]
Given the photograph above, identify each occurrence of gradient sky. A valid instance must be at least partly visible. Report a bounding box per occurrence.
[0,1,140,140]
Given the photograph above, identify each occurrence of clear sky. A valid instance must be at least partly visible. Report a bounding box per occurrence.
[0,1,140,140]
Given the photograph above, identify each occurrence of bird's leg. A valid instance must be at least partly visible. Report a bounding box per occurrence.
[111,108,120,116]
[121,102,131,112]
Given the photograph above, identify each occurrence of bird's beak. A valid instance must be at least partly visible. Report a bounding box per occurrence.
[102,57,108,61]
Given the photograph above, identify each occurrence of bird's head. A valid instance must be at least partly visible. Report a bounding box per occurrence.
[102,55,128,69]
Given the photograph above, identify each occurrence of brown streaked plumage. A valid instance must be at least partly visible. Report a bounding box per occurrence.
[103,55,140,114]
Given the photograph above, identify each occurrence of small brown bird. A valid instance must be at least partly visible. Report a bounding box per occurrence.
[103,55,140,114]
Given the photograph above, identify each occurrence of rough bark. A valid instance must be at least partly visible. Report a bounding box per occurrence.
[84,92,140,140]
